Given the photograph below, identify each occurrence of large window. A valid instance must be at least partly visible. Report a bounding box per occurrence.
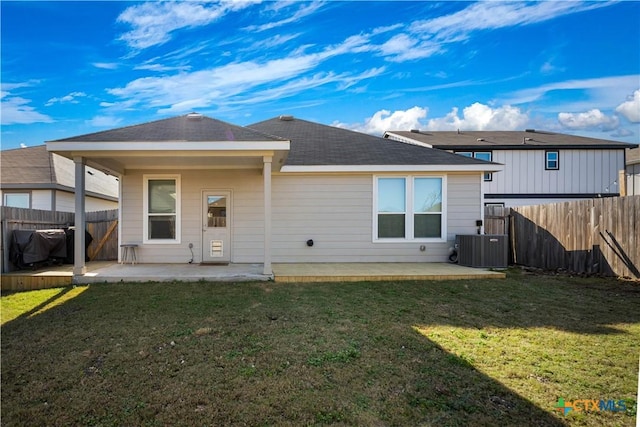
[3,192,30,208]
[375,176,445,241]
[143,175,180,243]
[455,151,493,181]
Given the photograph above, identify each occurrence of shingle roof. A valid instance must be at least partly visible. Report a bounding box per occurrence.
[50,113,284,143]
[249,116,496,166]
[1,145,119,198]
[627,147,640,165]
[1,145,55,185]
[387,130,638,150]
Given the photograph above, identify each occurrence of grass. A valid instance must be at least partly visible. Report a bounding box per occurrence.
[1,269,638,426]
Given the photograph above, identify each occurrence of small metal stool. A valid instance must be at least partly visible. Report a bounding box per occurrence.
[120,244,138,264]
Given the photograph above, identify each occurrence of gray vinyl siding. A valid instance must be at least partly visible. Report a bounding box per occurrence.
[485,149,624,195]
[53,190,117,212]
[52,154,119,198]
[31,190,53,211]
[121,169,264,264]
[271,173,481,263]
[55,191,75,212]
[121,170,482,264]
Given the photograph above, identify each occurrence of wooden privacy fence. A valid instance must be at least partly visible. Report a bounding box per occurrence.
[1,207,118,273]
[484,205,510,235]
[510,196,639,278]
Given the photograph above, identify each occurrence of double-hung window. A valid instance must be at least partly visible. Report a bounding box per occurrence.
[545,151,559,170]
[375,176,445,241]
[143,175,181,243]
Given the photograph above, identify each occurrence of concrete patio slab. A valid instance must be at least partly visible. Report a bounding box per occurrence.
[74,263,269,284]
[2,261,505,291]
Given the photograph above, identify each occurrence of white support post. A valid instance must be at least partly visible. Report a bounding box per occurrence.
[73,157,87,276]
[263,156,272,276]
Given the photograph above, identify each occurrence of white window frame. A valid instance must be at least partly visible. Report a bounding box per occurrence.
[3,192,31,208]
[545,150,559,170]
[143,174,181,244]
[454,151,492,181]
[473,152,493,182]
[373,175,447,243]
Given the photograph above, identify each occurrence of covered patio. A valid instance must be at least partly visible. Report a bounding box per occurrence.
[1,262,505,291]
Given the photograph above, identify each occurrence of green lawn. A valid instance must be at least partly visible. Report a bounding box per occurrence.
[1,270,638,426]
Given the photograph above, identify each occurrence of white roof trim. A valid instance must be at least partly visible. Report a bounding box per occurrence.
[281,164,504,173]
[383,131,433,148]
[47,140,290,152]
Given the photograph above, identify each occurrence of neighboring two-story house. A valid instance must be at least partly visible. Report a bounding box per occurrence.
[1,145,119,212]
[384,129,637,207]
[626,147,640,196]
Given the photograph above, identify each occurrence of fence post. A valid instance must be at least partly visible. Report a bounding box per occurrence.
[1,218,9,274]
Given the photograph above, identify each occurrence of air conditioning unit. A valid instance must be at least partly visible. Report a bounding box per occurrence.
[456,235,508,268]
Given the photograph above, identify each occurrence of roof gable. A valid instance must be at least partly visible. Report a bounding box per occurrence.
[50,113,284,143]
[249,116,496,167]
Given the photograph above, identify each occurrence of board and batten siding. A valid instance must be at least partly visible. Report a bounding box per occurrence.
[485,149,623,195]
[121,170,482,264]
[627,163,640,196]
[271,173,482,263]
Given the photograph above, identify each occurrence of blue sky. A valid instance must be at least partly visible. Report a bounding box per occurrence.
[2,0,639,150]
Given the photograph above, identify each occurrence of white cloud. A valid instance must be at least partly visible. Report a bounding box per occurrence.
[426,103,529,131]
[86,116,123,128]
[335,103,530,135]
[615,89,640,123]
[367,1,614,63]
[45,91,87,107]
[334,107,428,135]
[245,33,301,51]
[611,127,634,138]
[411,1,611,41]
[378,34,440,62]
[117,1,259,50]
[20,143,27,148]
[243,2,324,32]
[134,63,190,72]
[502,75,639,106]
[558,109,620,131]
[1,83,53,125]
[92,62,119,70]
[104,34,381,115]
[540,59,565,75]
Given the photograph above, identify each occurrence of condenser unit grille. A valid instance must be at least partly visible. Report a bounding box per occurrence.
[456,234,508,268]
[210,240,223,257]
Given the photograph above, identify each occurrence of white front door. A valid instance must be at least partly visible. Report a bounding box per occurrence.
[202,191,231,263]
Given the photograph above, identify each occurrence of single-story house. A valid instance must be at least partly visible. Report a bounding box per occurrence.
[46,113,502,276]
[383,129,637,207]
[1,145,119,212]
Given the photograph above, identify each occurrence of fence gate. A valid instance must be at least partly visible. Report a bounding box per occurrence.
[484,205,510,235]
